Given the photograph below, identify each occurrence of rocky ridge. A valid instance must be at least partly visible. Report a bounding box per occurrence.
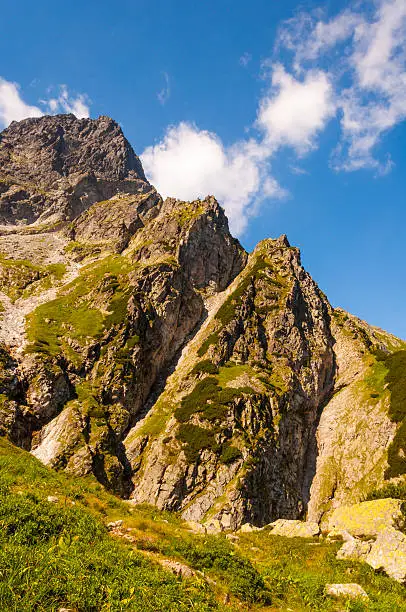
[0,114,405,532]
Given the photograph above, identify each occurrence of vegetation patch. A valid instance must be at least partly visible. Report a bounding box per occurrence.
[25,255,136,360]
[197,332,219,357]
[374,350,406,478]
[65,240,109,261]
[192,360,219,376]
[175,375,254,427]
[219,444,242,465]
[0,254,66,301]
[176,423,218,462]
[0,439,217,611]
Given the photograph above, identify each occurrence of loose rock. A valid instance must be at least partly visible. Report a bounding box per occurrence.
[268,519,320,538]
[325,583,369,600]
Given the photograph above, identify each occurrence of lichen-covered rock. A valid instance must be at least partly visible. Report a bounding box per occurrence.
[268,519,320,538]
[327,499,406,537]
[366,528,406,583]
[326,528,354,542]
[325,583,368,601]
[336,538,373,561]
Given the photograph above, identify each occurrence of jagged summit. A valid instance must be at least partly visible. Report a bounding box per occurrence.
[0,114,146,183]
[0,114,149,225]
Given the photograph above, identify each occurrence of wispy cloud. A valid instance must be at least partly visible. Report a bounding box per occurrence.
[157,72,170,105]
[276,0,406,172]
[0,77,90,129]
[239,52,252,67]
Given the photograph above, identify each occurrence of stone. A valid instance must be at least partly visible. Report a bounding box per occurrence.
[159,560,195,579]
[336,538,372,561]
[326,528,354,542]
[325,583,369,601]
[326,499,406,538]
[226,534,240,542]
[268,519,320,538]
[107,520,123,530]
[366,528,406,583]
[204,519,223,533]
[184,520,207,534]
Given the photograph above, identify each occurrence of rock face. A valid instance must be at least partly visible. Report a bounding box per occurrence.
[0,113,405,528]
[0,114,148,225]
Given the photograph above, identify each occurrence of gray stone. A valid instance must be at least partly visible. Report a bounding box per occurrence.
[325,583,368,600]
[269,519,320,538]
[366,528,406,583]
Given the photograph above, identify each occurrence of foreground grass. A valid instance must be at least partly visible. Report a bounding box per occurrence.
[1,438,406,610]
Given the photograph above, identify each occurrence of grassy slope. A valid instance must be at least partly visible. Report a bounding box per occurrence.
[1,439,406,611]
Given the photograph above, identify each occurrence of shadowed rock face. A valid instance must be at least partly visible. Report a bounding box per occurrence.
[0,113,404,525]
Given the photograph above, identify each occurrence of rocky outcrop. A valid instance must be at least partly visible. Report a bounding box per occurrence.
[337,526,406,584]
[0,114,149,225]
[124,237,336,527]
[0,113,404,529]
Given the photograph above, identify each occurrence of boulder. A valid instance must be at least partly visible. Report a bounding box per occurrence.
[366,528,406,583]
[159,559,195,579]
[336,538,372,561]
[184,520,207,534]
[325,583,368,600]
[327,498,406,537]
[268,519,320,538]
[326,528,354,542]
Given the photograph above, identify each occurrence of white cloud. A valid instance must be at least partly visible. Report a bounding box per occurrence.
[45,85,90,118]
[0,78,42,127]
[0,77,90,128]
[276,0,406,171]
[142,62,337,234]
[257,64,335,153]
[141,122,286,234]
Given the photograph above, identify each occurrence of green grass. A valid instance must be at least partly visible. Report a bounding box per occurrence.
[237,531,406,611]
[1,438,405,610]
[25,255,136,359]
[0,254,67,301]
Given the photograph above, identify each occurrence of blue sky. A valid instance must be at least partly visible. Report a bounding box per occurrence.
[1,0,405,338]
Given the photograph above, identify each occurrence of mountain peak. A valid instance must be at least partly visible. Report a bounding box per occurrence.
[0,113,146,185]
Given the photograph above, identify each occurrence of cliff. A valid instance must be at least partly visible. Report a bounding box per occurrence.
[0,114,404,528]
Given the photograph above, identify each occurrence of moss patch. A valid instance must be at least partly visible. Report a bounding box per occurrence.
[25,255,137,360]
[374,350,406,478]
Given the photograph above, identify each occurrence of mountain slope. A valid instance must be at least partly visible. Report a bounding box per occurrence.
[0,114,404,529]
